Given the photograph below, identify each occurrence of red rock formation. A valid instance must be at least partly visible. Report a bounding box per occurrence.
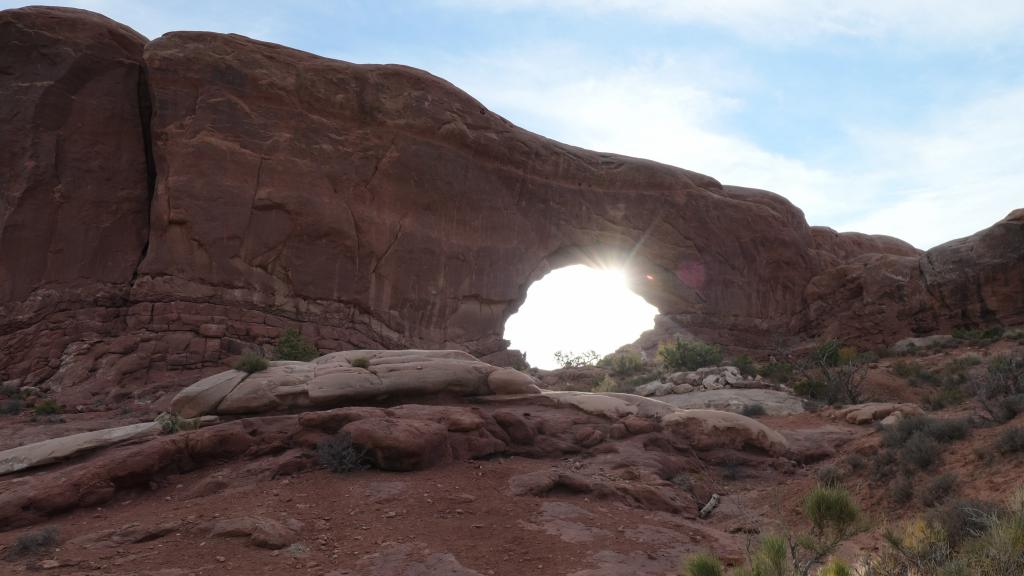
[0,7,1021,401]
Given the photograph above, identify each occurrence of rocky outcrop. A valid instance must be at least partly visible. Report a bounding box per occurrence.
[170,350,541,417]
[0,7,1021,404]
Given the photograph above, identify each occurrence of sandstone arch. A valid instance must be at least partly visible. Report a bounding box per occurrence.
[1,7,1021,400]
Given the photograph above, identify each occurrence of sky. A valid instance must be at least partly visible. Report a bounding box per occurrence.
[8,1,1023,365]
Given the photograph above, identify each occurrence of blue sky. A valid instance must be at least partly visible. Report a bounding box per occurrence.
[11,0,1024,248]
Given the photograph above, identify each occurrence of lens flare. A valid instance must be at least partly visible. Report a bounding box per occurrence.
[503,264,658,369]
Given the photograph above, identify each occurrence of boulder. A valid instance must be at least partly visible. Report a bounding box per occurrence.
[343,418,451,471]
[662,409,789,455]
[891,335,954,353]
[209,516,300,549]
[830,402,925,425]
[634,381,674,397]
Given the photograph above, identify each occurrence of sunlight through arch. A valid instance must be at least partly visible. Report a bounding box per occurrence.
[504,264,659,370]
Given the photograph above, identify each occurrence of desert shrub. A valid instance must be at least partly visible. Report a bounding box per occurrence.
[792,379,827,401]
[953,325,1005,344]
[795,341,868,405]
[682,553,724,576]
[741,403,766,417]
[274,328,319,361]
[155,412,200,434]
[235,351,269,373]
[923,385,968,411]
[0,399,22,415]
[843,454,866,473]
[659,339,722,371]
[927,499,1005,548]
[996,426,1024,454]
[871,488,1024,576]
[0,382,19,398]
[554,350,600,369]
[758,361,794,383]
[3,527,58,560]
[817,558,853,576]
[593,375,620,393]
[900,432,941,470]
[891,360,939,384]
[805,485,860,535]
[973,353,1024,422]
[870,450,898,481]
[734,355,756,377]
[816,465,843,488]
[599,351,644,375]
[317,432,369,473]
[682,486,860,576]
[921,473,958,507]
[891,476,914,505]
[350,356,370,369]
[881,415,970,448]
[32,399,60,416]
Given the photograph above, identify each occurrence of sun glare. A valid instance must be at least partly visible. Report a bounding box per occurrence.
[503,265,659,370]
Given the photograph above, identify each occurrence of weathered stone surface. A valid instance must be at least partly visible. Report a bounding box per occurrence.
[170,370,248,418]
[344,418,450,471]
[0,7,150,305]
[0,422,160,476]
[828,402,925,425]
[662,409,789,455]
[170,350,540,416]
[208,516,299,549]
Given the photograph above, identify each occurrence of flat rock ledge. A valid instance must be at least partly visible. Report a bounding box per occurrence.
[171,349,542,418]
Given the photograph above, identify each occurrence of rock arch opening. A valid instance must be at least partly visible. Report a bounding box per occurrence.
[503,264,659,369]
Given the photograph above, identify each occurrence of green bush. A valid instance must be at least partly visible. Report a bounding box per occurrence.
[682,486,861,576]
[804,485,860,535]
[953,325,1005,343]
[317,432,369,473]
[659,339,722,371]
[795,340,868,405]
[734,355,756,377]
[155,412,200,434]
[350,356,371,369]
[870,488,1024,576]
[235,351,270,373]
[0,399,22,415]
[553,350,600,369]
[274,328,319,361]
[598,351,645,375]
[3,527,58,560]
[758,361,794,383]
[682,553,725,576]
[818,558,853,576]
[792,379,826,401]
[32,399,60,416]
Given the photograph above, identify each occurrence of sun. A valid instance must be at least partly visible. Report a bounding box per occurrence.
[503,264,658,369]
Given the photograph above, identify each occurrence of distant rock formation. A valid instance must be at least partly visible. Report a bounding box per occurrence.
[1,7,1021,402]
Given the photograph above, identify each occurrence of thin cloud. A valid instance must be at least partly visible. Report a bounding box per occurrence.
[446,0,1024,47]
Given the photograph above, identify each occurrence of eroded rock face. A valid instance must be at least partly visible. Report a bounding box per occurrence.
[0,7,1021,403]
